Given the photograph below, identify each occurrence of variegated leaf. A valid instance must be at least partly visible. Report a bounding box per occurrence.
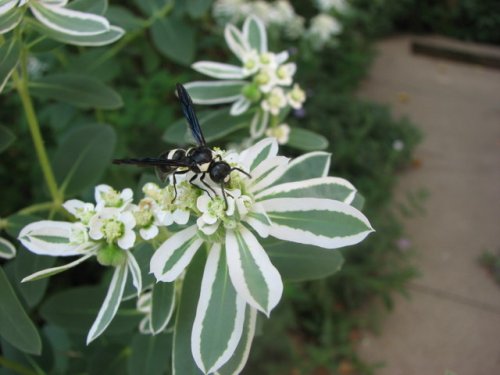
[127,251,142,297]
[30,1,110,36]
[249,109,269,138]
[150,225,203,282]
[192,61,247,80]
[263,198,374,249]
[225,227,283,315]
[215,307,257,375]
[149,281,175,335]
[242,15,267,53]
[0,237,16,259]
[22,253,94,282]
[238,137,278,173]
[229,96,251,116]
[0,37,20,93]
[224,23,249,62]
[184,81,246,105]
[256,176,357,204]
[249,156,289,194]
[273,151,331,185]
[0,6,23,34]
[87,262,128,344]
[192,243,246,374]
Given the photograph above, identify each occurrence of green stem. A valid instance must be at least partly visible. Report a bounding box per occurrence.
[0,356,37,375]
[13,52,62,206]
[17,201,57,215]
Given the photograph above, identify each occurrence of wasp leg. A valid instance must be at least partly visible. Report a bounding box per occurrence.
[171,170,189,203]
[200,173,217,198]
[189,173,211,198]
[231,167,252,179]
[221,182,229,211]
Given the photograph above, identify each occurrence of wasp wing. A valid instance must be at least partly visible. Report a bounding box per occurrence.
[113,157,191,168]
[176,83,206,146]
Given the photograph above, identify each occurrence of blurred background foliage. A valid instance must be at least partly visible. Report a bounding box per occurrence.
[7,0,498,373]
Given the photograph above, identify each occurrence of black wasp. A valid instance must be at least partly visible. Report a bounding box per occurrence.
[113,83,250,208]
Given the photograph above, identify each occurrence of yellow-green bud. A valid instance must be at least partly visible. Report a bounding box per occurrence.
[242,84,262,102]
[97,245,127,267]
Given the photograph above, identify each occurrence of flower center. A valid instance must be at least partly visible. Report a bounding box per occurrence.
[101,189,122,207]
[102,219,124,243]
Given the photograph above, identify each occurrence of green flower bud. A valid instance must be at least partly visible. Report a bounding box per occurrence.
[97,245,127,267]
[242,84,262,102]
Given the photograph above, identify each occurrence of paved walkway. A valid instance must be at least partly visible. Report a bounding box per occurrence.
[357,36,500,375]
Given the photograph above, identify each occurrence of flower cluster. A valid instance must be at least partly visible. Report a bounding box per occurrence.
[185,16,306,144]
[18,138,373,374]
[0,0,124,46]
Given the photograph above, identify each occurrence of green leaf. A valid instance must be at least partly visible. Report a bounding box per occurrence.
[172,250,206,375]
[29,73,123,109]
[163,108,253,145]
[4,214,40,238]
[185,0,212,18]
[0,125,15,153]
[192,244,245,374]
[150,17,195,66]
[274,151,331,185]
[0,267,42,355]
[106,5,144,32]
[68,0,108,15]
[40,285,141,335]
[133,0,173,16]
[15,250,56,307]
[184,81,245,104]
[0,37,20,93]
[266,239,344,282]
[52,123,116,196]
[127,333,171,375]
[350,191,366,210]
[287,127,329,151]
[43,325,71,375]
[150,281,175,334]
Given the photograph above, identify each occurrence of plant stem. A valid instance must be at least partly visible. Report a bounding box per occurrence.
[13,53,61,206]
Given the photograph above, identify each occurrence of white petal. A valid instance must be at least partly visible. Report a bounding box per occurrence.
[173,208,190,225]
[197,194,211,212]
[140,225,159,240]
[117,229,135,250]
[201,212,218,225]
[120,211,136,230]
[275,50,289,64]
[62,199,86,216]
[120,188,133,201]
[94,184,111,204]
[88,216,103,240]
[197,217,220,236]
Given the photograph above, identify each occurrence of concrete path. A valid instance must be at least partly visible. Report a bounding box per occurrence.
[357,36,500,375]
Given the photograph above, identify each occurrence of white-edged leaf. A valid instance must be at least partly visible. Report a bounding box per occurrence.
[274,151,331,185]
[242,15,267,53]
[127,251,142,297]
[30,1,110,36]
[149,281,175,335]
[0,6,23,34]
[150,225,203,282]
[0,0,17,16]
[249,109,269,138]
[0,237,16,259]
[18,220,89,256]
[184,81,245,105]
[238,137,278,172]
[244,202,271,238]
[230,96,251,116]
[86,262,128,344]
[224,23,250,62]
[29,20,124,46]
[21,253,94,282]
[192,243,246,374]
[215,307,257,375]
[225,227,283,315]
[0,37,20,93]
[192,61,247,80]
[256,176,357,204]
[249,156,289,193]
[263,197,374,249]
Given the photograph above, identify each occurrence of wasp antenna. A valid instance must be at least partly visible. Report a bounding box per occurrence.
[231,167,252,179]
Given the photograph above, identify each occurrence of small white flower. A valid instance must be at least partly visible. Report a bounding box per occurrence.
[275,63,297,86]
[242,49,260,75]
[270,1,296,25]
[307,13,342,50]
[132,198,160,240]
[266,123,291,145]
[63,199,96,225]
[314,0,349,13]
[95,184,133,211]
[284,15,305,40]
[261,87,287,115]
[287,84,306,109]
[89,208,136,250]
